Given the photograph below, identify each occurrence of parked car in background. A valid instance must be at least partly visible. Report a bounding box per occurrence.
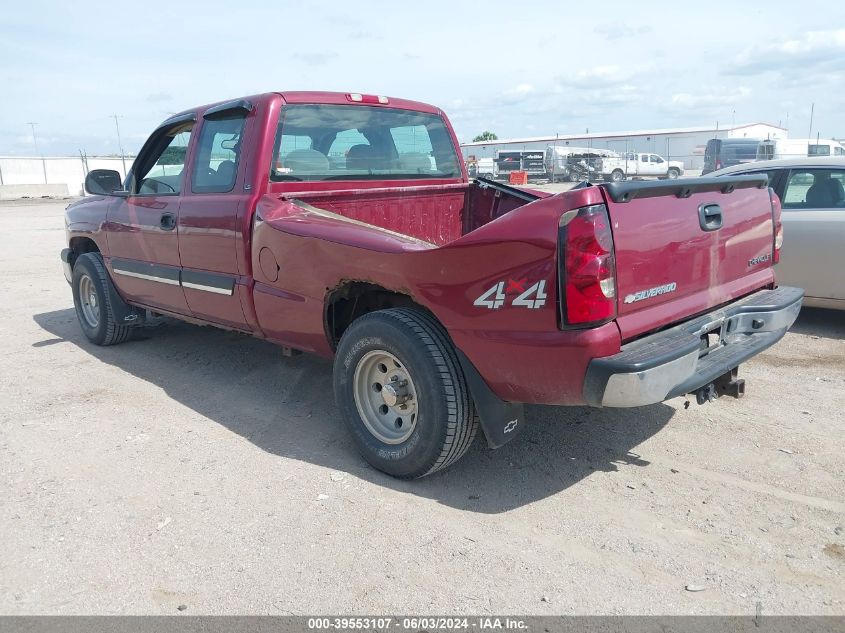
[702,138,761,174]
[598,152,684,182]
[710,157,845,310]
[756,138,845,161]
[476,157,498,180]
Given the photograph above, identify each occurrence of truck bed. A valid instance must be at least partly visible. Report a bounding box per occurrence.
[273,180,539,246]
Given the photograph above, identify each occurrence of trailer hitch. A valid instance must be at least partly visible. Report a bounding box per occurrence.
[693,367,745,405]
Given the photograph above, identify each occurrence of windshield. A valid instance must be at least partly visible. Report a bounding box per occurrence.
[270,104,461,182]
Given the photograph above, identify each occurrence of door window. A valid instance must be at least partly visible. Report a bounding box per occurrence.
[135,124,193,195]
[192,114,246,193]
[651,155,664,163]
[782,169,845,209]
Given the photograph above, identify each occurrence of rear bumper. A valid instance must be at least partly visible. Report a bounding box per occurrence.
[583,286,804,407]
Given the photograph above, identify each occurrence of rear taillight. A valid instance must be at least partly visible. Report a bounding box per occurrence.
[770,188,783,264]
[716,160,722,170]
[559,204,617,327]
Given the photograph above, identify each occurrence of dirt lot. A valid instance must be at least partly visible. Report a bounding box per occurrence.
[1,199,843,615]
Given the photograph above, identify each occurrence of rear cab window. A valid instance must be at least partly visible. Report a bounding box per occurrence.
[270,104,461,182]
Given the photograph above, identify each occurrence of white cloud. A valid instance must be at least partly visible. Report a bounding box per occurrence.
[558,65,647,88]
[671,87,752,109]
[504,83,534,96]
[593,22,652,40]
[730,29,845,77]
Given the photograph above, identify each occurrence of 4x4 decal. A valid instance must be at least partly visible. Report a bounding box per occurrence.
[474,279,547,310]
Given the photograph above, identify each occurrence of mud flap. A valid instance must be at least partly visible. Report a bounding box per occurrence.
[456,349,525,449]
[100,260,145,326]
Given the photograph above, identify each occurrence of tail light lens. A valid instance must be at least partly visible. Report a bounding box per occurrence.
[770,188,783,264]
[559,204,617,327]
[716,160,722,170]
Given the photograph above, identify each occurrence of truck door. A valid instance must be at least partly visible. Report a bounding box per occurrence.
[175,101,254,330]
[106,115,194,315]
[638,153,650,176]
[651,154,666,176]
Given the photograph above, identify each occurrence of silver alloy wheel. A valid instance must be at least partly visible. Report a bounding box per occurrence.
[78,274,100,328]
[353,350,419,444]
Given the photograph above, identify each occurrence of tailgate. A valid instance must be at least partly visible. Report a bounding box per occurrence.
[601,176,776,341]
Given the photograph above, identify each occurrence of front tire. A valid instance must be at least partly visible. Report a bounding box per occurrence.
[610,169,625,182]
[667,167,680,179]
[72,253,133,346]
[333,308,477,478]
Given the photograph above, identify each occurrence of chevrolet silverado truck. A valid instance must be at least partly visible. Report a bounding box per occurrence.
[599,152,685,182]
[61,91,803,478]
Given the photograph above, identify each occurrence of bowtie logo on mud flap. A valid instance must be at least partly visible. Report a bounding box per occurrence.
[503,419,519,433]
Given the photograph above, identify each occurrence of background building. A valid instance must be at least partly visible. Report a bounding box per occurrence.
[460,123,787,171]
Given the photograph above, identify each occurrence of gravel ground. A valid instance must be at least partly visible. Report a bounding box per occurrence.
[1,200,843,615]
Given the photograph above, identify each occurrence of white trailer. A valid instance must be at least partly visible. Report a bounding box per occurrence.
[757,138,845,161]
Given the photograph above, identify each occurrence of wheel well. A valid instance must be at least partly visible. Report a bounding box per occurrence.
[325,282,422,349]
[69,237,100,259]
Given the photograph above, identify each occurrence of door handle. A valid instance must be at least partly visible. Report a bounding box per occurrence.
[698,203,722,231]
[160,212,176,231]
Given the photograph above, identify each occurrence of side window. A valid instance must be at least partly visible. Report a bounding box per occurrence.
[836,146,845,156]
[640,154,648,162]
[191,114,246,194]
[783,169,845,209]
[653,155,664,163]
[136,124,193,195]
[808,144,830,156]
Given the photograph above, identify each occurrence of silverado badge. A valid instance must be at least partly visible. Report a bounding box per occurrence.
[623,282,678,304]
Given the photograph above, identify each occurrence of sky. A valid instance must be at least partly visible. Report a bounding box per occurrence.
[1,0,844,156]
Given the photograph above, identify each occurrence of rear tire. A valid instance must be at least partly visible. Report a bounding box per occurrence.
[72,253,133,346]
[333,308,477,479]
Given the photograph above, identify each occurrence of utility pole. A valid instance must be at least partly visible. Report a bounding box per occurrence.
[27,122,47,184]
[111,114,127,176]
[807,103,814,142]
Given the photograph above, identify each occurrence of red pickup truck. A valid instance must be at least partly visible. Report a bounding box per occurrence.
[61,91,803,478]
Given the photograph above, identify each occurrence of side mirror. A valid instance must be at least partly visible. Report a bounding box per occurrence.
[85,169,124,196]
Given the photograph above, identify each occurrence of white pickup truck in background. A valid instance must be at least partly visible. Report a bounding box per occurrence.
[599,152,684,181]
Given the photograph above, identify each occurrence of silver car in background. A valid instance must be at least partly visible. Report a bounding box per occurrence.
[710,157,845,310]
